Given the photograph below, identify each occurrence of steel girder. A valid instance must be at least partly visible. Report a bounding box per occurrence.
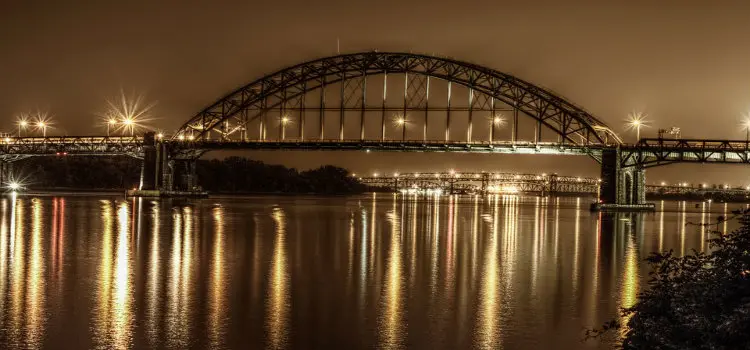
[0,136,145,160]
[621,138,750,168]
[175,52,621,146]
[166,139,601,157]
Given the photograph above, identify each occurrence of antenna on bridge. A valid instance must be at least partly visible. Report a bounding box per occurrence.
[337,38,340,54]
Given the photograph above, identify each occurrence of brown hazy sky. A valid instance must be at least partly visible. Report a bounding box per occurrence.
[3,1,750,184]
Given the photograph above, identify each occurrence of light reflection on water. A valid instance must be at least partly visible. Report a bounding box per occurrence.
[0,194,731,349]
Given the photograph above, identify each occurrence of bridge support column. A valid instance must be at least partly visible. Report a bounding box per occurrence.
[599,149,622,204]
[173,159,198,192]
[0,161,10,186]
[600,149,647,205]
[139,132,158,191]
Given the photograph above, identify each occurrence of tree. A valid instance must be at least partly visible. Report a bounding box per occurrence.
[590,210,750,349]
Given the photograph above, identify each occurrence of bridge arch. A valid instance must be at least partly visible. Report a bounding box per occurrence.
[175,52,621,146]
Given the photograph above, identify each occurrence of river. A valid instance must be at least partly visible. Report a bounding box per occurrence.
[0,194,736,349]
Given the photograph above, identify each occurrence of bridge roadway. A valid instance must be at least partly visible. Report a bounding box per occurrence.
[3,135,750,166]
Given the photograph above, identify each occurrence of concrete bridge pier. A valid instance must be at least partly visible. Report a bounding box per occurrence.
[0,161,11,187]
[599,149,646,205]
[139,132,158,191]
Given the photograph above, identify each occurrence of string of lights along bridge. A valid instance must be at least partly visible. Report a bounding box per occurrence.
[2,52,750,209]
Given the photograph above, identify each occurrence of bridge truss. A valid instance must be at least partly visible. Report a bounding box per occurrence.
[621,138,750,168]
[0,136,144,161]
[175,52,621,150]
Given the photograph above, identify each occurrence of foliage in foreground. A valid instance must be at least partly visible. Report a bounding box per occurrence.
[590,210,750,349]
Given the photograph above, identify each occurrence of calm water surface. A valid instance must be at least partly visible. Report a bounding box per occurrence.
[0,194,736,349]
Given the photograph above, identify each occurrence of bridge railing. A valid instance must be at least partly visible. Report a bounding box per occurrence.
[1,136,143,145]
[634,138,750,150]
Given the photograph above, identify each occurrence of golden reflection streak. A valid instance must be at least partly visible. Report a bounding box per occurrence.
[94,200,113,348]
[701,202,706,252]
[147,202,161,347]
[658,201,664,252]
[445,195,456,295]
[0,199,8,314]
[680,201,686,256]
[532,197,540,294]
[9,197,24,345]
[554,198,560,263]
[166,208,184,348]
[359,203,369,312]
[409,194,418,287]
[723,203,728,236]
[380,193,404,349]
[209,206,227,349]
[112,201,133,348]
[620,222,639,339]
[477,193,502,349]
[429,194,440,297]
[26,199,46,348]
[573,197,581,294]
[267,208,289,349]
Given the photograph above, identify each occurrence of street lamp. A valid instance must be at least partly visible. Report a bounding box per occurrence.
[17,119,29,137]
[107,118,117,136]
[490,114,505,142]
[36,121,48,137]
[742,118,750,143]
[280,116,290,140]
[395,116,406,140]
[122,118,134,136]
[626,112,649,142]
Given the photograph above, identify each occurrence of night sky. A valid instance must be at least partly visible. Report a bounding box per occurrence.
[3,1,750,184]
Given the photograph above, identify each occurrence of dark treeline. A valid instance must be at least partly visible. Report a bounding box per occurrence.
[16,156,142,189]
[197,157,366,194]
[12,156,365,194]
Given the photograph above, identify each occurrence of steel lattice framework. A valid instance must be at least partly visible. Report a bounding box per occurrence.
[622,138,750,168]
[0,136,144,161]
[175,52,622,146]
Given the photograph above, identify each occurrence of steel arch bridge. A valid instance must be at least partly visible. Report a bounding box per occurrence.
[174,52,622,148]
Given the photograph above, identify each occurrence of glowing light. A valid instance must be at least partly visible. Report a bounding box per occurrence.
[395,117,406,125]
[414,173,420,178]
[178,135,185,141]
[7,182,21,191]
[373,173,379,177]
[19,120,28,127]
[156,133,164,139]
[660,181,666,186]
[393,173,399,177]
[188,135,195,141]
[281,116,290,124]
[449,169,456,175]
[3,137,9,143]
[492,115,505,125]
[625,111,650,140]
[101,89,156,136]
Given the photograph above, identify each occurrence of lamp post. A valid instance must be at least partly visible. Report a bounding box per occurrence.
[107,119,117,136]
[743,119,750,143]
[396,117,406,140]
[37,121,47,137]
[627,112,648,143]
[491,115,504,142]
[122,118,134,136]
[17,119,28,137]
[280,116,290,140]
